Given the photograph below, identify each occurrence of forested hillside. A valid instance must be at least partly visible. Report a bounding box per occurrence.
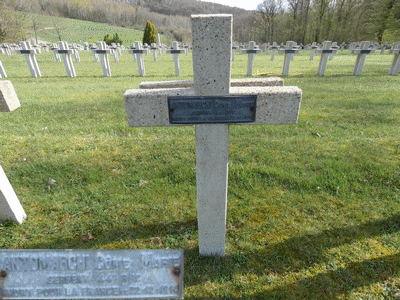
[0,0,399,44]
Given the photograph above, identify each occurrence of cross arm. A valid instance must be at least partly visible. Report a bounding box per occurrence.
[124,86,302,127]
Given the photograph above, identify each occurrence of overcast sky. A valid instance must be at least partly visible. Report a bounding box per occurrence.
[206,0,262,11]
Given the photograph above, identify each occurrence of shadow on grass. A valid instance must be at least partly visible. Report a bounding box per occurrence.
[23,213,400,299]
[184,214,400,299]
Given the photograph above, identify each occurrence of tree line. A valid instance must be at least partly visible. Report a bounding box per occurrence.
[253,0,400,44]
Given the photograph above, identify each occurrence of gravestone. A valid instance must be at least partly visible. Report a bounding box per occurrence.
[124,14,302,256]
[57,42,76,77]
[269,42,279,61]
[240,41,261,76]
[128,42,149,77]
[352,41,375,75]
[15,42,41,78]
[316,41,335,76]
[388,42,400,76]
[95,41,112,77]
[280,41,300,76]
[0,249,183,299]
[0,80,26,224]
[166,42,185,76]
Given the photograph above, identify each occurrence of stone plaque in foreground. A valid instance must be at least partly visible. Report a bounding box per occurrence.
[0,249,183,299]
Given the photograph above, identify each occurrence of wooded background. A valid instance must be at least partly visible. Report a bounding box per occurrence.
[0,0,399,45]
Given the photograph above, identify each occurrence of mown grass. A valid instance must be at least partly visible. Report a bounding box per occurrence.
[0,47,399,299]
[30,14,147,45]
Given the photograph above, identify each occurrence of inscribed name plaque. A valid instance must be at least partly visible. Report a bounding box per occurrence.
[168,95,257,124]
[0,249,183,299]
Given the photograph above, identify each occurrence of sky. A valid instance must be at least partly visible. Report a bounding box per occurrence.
[206,0,262,11]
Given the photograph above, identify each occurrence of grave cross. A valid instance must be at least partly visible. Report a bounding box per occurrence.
[316,41,335,76]
[151,43,158,61]
[269,42,279,61]
[90,43,100,63]
[279,41,300,76]
[110,43,120,62]
[70,43,81,62]
[240,41,261,76]
[15,41,42,78]
[309,42,318,61]
[51,43,62,63]
[166,42,186,76]
[388,42,400,76]
[124,14,302,256]
[231,43,239,61]
[95,41,113,77]
[0,59,7,78]
[329,42,339,60]
[2,44,12,55]
[57,41,76,77]
[351,41,375,75]
[0,80,27,224]
[129,41,149,77]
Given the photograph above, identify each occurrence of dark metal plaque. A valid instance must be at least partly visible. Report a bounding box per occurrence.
[168,95,257,124]
[130,50,146,54]
[360,49,372,54]
[322,50,333,53]
[284,50,296,53]
[169,50,185,54]
[245,50,258,54]
[17,50,33,54]
[57,50,72,54]
[0,249,183,299]
[95,50,111,54]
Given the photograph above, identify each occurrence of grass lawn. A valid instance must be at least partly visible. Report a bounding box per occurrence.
[0,47,399,299]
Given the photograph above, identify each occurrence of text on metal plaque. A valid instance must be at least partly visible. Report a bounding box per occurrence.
[168,95,257,124]
[0,249,183,299]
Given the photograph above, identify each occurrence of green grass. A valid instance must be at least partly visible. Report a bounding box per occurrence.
[1,48,400,299]
[30,14,146,45]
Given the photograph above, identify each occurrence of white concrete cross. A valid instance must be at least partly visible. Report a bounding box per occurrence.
[231,43,239,61]
[150,43,158,61]
[0,59,7,78]
[90,43,100,63]
[129,41,149,77]
[70,43,81,62]
[166,42,186,76]
[309,42,318,61]
[110,43,120,62]
[388,42,400,76]
[381,43,389,54]
[96,41,113,77]
[316,41,335,76]
[269,42,279,61]
[329,42,339,60]
[240,41,261,76]
[2,44,12,56]
[57,41,77,77]
[124,14,302,256]
[352,41,375,75]
[51,43,62,62]
[15,41,42,78]
[0,80,27,224]
[42,44,50,53]
[280,41,300,76]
